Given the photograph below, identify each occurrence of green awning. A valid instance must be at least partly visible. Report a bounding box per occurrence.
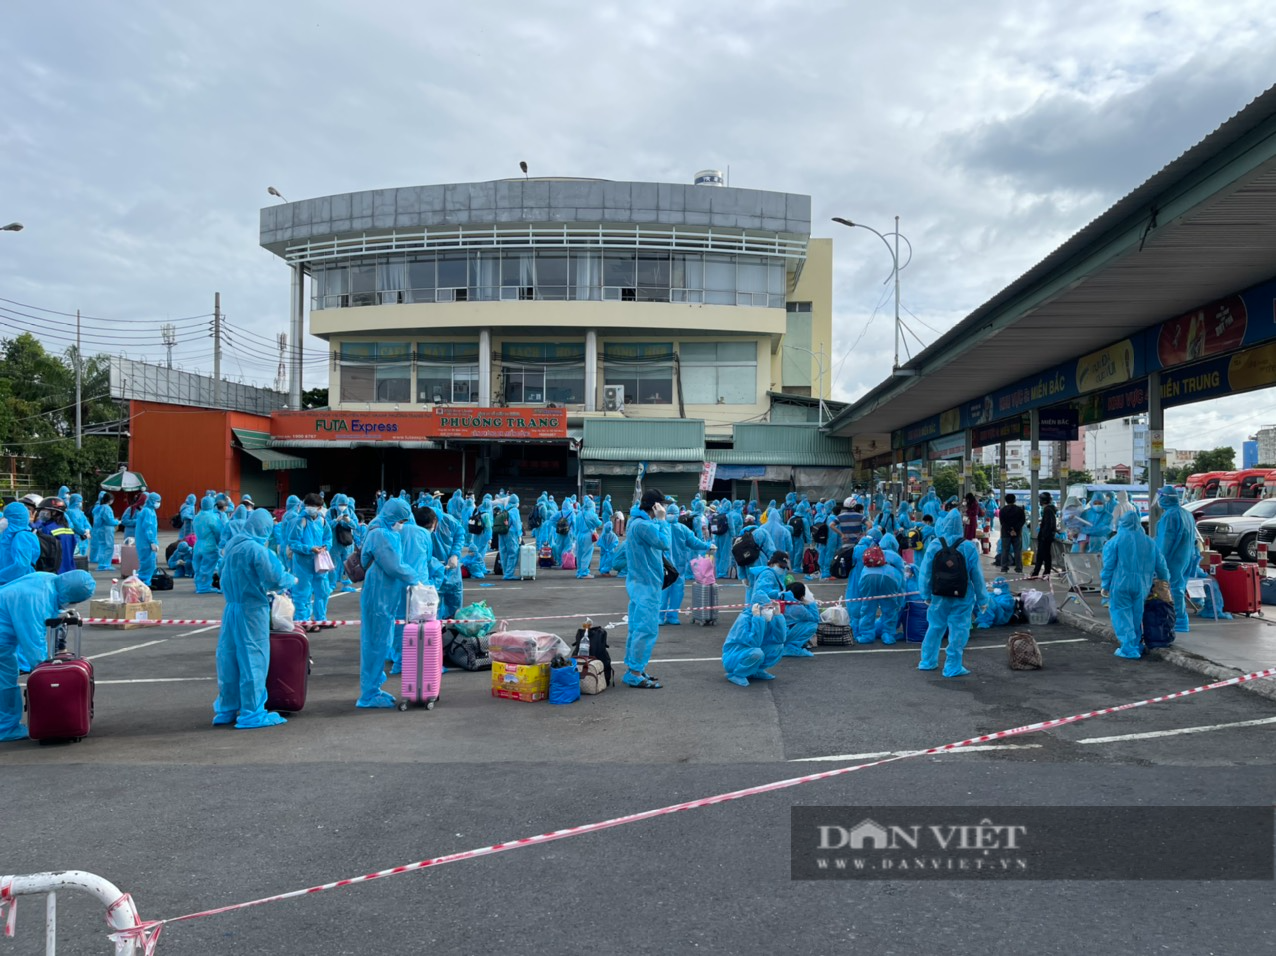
[232,428,272,450]
[583,446,704,462]
[580,418,706,462]
[239,446,308,471]
[707,423,853,467]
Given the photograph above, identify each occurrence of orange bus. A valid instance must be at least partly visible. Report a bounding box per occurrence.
[1184,471,1226,501]
[1217,468,1269,499]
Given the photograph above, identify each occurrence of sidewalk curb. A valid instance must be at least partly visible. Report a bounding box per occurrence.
[1058,606,1276,703]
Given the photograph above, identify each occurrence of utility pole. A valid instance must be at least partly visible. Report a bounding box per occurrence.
[213,292,222,406]
[161,323,176,369]
[893,215,902,371]
[274,332,288,393]
[75,309,82,450]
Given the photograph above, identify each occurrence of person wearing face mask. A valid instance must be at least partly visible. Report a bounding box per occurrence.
[274,494,302,557]
[662,506,714,624]
[497,493,523,581]
[289,493,333,627]
[721,601,785,686]
[573,497,603,579]
[232,495,255,522]
[327,493,358,592]
[134,492,162,585]
[781,582,820,657]
[192,495,222,593]
[212,509,298,729]
[179,493,197,540]
[622,489,671,689]
[91,492,119,571]
[357,498,421,707]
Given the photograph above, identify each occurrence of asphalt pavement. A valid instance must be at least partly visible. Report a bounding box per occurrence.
[3,545,1274,955]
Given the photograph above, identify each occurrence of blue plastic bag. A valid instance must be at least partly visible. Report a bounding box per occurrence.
[548,659,581,705]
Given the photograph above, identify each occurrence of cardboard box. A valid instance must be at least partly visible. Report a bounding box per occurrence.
[491,661,550,702]
[90,599,162,629]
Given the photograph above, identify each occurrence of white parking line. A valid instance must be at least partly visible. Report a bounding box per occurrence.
[1075,715,1276,745]
[647,638,1087,665]
[791,744,1043,762]
[96,677,215,685]
[86,623,219,661]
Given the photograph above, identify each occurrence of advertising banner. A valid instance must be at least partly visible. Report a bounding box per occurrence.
[698,461,718,491]
[272,407,568,442]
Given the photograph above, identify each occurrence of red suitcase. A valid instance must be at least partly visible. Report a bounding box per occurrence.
[399,619,442,711]
[26,613,94,743]
[266,624,311,714]
[1216,562,1262,616]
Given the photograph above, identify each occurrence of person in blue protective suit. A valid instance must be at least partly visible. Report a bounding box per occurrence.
[781,581,819,657]
[420,502,464,619]
[597,520,620,576]
[288,493,333,626]
[134,492,162,584]
[358,498,421,707]
[459,493,476,545]
[975,576,1018,628]
[817,503,840,580]
[230,495,253,522]
[327,494,357,592]
[389,508,438,674]
[844,527,879,607]
[574,498,603,579]
[179,493,197,539]
[90,492,118,570]
[722,600,786,686]
[168,537,194,577]
[119,494,142,539]
[920,489,943,521]
[1102,510,1171,658]
[854,532,907,644]
[918,509,988,677]
[498,493,523,580]
[0,501,41,586]
[471,494,494,562]
[1153,485,1198,634]
[600,494,613,527]
[212,509,297,729]
[446,489,465,523]
[65,493,91,557]
[274,494,301,557]
[736,519,770,597]
[661,507,715,624]
[192,495,222,594]
[764,505,794,559]
[727,500,745,577]
[1081,494,1112,553]
[750,548,793,614]
[552,500,573,566]
[414,491,428,510]
[689,497,708,540]
[710,503,732,579]
[0,570,96,740]
[622,489,672,688]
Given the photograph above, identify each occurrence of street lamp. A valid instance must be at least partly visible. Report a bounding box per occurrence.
[266,187,286,202]
[1,222,22,232]
[832,215,913,375]
[781,343,829,425]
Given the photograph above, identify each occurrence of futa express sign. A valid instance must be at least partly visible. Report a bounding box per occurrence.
[271,407,566,441]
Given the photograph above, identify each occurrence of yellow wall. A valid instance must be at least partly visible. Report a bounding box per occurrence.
[771,237,833,399]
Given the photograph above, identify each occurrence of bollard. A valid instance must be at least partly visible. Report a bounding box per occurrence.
[1259,540,1268,574]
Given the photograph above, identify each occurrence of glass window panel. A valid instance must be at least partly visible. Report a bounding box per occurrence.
[717,341,755,362]
[341,365,374,402]
[340,342,376,359]
[437,253,467,289]
[408,257,435,302]
[452,364,478,402]
[545,366,585,404]
[375,365,411,402]
[350,264,376,306]
[635,253,670,302]
[536,252,568,300]
[681,369,717,405]
[738,259,767,294]
[719,365,755,404]
[638,366,672,404]
[570,251,600,300]
[378,342,411,361]
[472,251,499,301]
[704,254,735,291]
[672,253,703,291]
[679,341,716,363]
[604,373,638,404]
[604,251,636,288]
[705,290,734,305]
[417,366,452,404]
[768,260,785,295]
[378,257,407,293]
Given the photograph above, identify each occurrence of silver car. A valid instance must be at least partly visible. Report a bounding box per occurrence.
[1195,498,1276,562]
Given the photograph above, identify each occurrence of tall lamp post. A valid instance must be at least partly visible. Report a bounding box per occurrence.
[831,215,913,375]
[1,222,23,232]
[781,343,829,425]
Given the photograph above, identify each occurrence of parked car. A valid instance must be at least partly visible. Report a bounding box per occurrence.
[1140,496,1255,533]
[1195,498,1276,562]
[1258,514,1276,555]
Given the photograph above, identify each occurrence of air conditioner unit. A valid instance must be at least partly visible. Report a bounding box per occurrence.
[603,385,625,412]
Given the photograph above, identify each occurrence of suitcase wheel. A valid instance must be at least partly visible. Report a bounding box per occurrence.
[397,700,409,712]
[425,700,435,711]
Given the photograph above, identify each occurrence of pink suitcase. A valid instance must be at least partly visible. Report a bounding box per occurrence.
[26,613,94,743]
[266,624,311,714]
[399,619,442,711]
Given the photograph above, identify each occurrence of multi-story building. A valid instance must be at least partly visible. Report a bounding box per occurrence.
[1084,415,1149,482]
[978,441,1058,482]
[1253,425,1276,465]
[253,174,848,502]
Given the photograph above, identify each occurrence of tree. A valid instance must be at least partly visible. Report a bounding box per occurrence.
[929,462,990,501]
[1190,447,1235,474]
[1065,470,1093,486]
[301,387,329,409]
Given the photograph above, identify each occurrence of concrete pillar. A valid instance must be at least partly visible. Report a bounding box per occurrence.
[1148,372,1163,535]
[289,265,304,408]
[1029,408,1040,536]
[585,329,598,411]
[478,329,492,407]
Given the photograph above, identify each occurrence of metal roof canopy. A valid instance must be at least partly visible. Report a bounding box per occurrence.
[707,423,853,466]
[580,418,705,461]
[827,83,1276,444]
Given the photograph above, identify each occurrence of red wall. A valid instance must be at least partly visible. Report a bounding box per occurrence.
[128,401,273,513]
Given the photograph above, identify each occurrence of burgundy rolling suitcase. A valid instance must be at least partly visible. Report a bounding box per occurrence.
[1215,562,1262,616]
[399,619,443,711]
[266,624,311,714]
[26,612,94,743]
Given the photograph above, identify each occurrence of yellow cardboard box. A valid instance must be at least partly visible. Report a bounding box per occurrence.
[491,661,550,702]
[89,599,162,630]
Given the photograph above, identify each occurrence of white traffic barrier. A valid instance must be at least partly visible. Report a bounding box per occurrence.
[0,870,152,955]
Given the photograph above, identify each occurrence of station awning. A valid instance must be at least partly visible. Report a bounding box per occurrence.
[580,418,705,462]
[232,428,308,470]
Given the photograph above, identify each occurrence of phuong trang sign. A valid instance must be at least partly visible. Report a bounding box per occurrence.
[271,407,568,441]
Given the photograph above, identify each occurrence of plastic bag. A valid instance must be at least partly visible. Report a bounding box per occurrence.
[451,600,497,638]
[690,556,715,586]
[1020,589,1056,625]
[820,605,850,627]
[489,627,571,665]
[314,549,335,573]
[121,573,152,604]
[270,592,296,633]
[407,583,439,622]
[549,658,581,705]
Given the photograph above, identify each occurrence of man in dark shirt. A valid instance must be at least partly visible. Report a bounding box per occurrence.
[997,493,1026,573]
[1031,493,1059,579]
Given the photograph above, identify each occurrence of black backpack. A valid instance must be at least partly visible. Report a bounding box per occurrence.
[813,522,829,544]
[556,515,570,535]
[528,508,542,531]
[678,512,693,530]
[27,529,61,573]
[710,513,730,536]
[788,515,805,538]
[467,512,484,535]
[830,546,853,579]
[334,523,355,547]
[731,531,760,567]
[930,537,969,599]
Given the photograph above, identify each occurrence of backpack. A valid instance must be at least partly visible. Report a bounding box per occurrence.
[334,523,354,547]
[27,529,60,573]
[1007,631,1043,670]
[802,547,818,574]
[467,512,485,535]
[493,510,511,536]
[830,547,853,579]
[862,544,886,568]
[528,508,542,531]
[711,513,730,536]
[930,537,968,599]
[731,532,759,568]
[788,515,805,538]
[555,515,570,536]
[678,512,694,530]
[908,528,924,551]
[573,625,612,688]
[812,522,829,544]
[1142,599,1176,649]
[343,545,365,584]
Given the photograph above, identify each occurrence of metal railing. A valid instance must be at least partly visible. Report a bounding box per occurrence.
[1,871,151,955]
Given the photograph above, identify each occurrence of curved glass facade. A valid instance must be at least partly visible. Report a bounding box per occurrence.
[310,249,787,310]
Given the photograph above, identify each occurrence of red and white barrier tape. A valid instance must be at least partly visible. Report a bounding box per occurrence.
[105,665,1275,951]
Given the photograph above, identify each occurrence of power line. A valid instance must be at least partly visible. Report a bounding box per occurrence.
[0,295,214,325]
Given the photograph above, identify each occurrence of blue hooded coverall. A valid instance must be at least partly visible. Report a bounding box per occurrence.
[498,494,523,580]
[213,510,298,729]
[192,495,222,593]
[390,520,435,674]
[574,500,602,578]
[782,592,820,657]
[854,533,907,644]
[622,506,667,686]
[722,603,785,686]
[135,492,161,584]
[0,570,96,740]
[662,510,714,624]
[91,494,119,570]
[918,509,987,677]
[358,499,420,707]
[66,494,91,557]
[1103,510,1172,658]
[0,502,41,586]
[1153,486,1198,633]
[168,539,194,577]
[179,494,197,539]
[597,522,620,574]
[289,506,334,623]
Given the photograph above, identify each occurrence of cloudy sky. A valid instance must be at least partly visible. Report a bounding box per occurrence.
[3,0,1276,459]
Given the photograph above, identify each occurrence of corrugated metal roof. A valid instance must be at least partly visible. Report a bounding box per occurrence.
[709,423,853,466]
[581,418,705,461]
[239,446,307,471]
[231,428,271,450]
[828,82,1276,439]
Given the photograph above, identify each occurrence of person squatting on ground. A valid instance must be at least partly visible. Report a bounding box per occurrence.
[917,509,988,677]
[1102,510,1171,659]
[781,581,819,657]
[854,532,907,645]
[721,601,785,686]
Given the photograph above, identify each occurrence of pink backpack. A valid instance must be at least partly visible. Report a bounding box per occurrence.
[562,550,577,571]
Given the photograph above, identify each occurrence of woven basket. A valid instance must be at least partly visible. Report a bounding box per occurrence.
[816,622,854,647]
